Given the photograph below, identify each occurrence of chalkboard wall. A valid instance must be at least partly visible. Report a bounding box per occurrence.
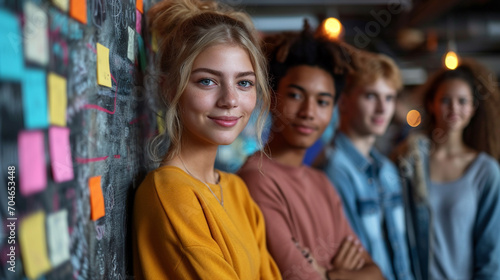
[0,0,159,279]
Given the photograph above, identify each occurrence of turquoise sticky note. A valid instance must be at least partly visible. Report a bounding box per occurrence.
[0,9,24,81]
[137,35,146,72]
[23,69,49,129]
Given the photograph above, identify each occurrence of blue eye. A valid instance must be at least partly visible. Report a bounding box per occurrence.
[238,80,254,88]
[199,79,215,86]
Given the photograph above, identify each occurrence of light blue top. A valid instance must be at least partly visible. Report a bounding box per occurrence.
[428,152,497,280]
[396,134,500,280]
[323,132,414,280]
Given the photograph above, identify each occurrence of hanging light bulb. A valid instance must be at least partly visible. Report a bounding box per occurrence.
[323,17,342,40]
[444,50,459,70]
[443,16,459,70]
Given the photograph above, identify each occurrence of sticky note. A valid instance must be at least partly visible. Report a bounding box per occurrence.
[22,69,48,129]
[136,9,142,34]
[136,0,143,14]
[157,113,165,134]
[0,9,24,81]
[96,43,112,88]
[137,35,146,72]
[18,130,47,196]
[20,211,51,279]
[48,72,67,127]
[70,0,87,24]
[127,26,135,62]
[49,127,74,182]
[52,0,69,12]
[24,2,49,66]
[47,210,70,267]
[89,176,105,221]
[152,31,159,52]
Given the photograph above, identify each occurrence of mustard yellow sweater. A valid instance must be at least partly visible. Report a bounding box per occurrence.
[133,166,281,280]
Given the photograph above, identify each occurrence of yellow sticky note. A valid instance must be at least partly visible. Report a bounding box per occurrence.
[157,112,165,134]
[24,2,49,66]
[89,176,105,221]
[152,31,159,52]
[48,72,67,127]
[20,211,51,279]
[97,43,112,88]
[52,0,69,12]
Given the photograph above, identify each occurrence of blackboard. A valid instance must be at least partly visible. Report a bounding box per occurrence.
[0,0,158,279]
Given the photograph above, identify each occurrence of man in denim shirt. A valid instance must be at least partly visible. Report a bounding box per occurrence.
[317,52,414,280]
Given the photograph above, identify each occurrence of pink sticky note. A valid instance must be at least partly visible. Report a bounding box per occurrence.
[136,9,142,34]
[18,130,47,196]
[49,127,74,182]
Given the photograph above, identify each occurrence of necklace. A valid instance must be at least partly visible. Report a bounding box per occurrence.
[179,156,224,207]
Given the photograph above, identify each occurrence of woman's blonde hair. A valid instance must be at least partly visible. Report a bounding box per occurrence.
[147,0,270,163]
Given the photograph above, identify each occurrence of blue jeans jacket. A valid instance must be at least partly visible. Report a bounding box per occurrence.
[394,134,500,280]
[322,132,414,280]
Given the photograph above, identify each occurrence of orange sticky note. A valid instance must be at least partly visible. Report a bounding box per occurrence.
[70,0,87,24]
[136,0,143,14]
[20,211,51,279]
[96,43,112,88]
[48,72,67,127]
[89,176,105,221]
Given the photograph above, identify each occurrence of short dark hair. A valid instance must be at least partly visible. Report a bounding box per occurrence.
[264,21,352,102]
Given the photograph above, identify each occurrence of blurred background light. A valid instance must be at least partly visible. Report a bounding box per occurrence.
[444,50,459,70]
[406,110,422,127]
[323,17,343,40]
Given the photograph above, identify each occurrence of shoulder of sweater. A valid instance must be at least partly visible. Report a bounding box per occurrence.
[475,153,500,180]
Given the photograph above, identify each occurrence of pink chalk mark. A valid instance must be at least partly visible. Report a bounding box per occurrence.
[86,43,97,54]
[75,156,109,163]
[61,40,69,65]
[53,193,59,211]
[129,115,147,125]
[83,74,118,114]
[75,154,121,164]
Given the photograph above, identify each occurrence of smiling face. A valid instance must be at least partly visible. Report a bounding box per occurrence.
[179,44,257,147]
[340,77,397,137]
[271,65,335,150]
[430,78,476,133]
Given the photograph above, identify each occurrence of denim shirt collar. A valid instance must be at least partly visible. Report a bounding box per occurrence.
[334,131,383,174]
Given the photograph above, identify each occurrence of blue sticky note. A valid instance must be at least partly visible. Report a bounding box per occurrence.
[0,9,24,81]
[137,35,146,72]
[23,69,48,129]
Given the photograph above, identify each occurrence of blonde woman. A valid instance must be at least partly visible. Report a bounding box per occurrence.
[132,0,280,279]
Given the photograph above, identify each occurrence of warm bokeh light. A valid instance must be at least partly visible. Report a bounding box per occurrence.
[406,110,421,127]
[323,17,342,39]
[444,51,459,70]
